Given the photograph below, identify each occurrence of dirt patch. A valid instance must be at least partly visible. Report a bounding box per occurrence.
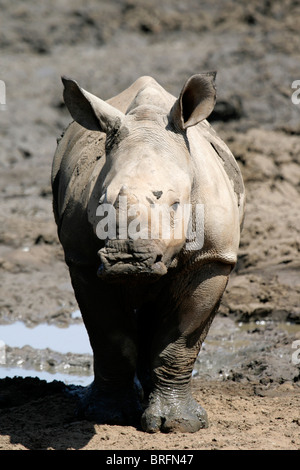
[0,0,299,451]
[0,377,299,450]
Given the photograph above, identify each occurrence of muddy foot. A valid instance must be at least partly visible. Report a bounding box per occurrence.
[141,393,208,433]
[74,382,143,426]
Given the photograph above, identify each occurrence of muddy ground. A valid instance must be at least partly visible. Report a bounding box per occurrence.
[0,0,299,451]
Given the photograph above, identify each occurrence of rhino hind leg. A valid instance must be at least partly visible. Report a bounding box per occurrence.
[68,265,142,426]
[141,262,231,433]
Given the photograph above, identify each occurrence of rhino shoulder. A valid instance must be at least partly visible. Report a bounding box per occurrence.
[199,121,245,224]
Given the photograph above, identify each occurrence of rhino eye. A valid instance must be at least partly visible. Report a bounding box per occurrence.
[171,201,180,211]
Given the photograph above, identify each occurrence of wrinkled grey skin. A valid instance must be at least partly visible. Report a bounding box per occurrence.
[51,73,245,433]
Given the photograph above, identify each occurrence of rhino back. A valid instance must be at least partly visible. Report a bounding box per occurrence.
[108,75,175,114]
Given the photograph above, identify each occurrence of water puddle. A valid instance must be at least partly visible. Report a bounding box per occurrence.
[0,367,92,386]
[0,321,92,354]
[0,317,93,386]
[0,316,299,386]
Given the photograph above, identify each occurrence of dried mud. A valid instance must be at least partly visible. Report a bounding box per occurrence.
[0,0,299,451]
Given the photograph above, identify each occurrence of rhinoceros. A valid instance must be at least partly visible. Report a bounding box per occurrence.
[51,72,245,433]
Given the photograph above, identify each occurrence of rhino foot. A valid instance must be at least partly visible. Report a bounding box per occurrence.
[141,393,208,433]
[75,382,143,426]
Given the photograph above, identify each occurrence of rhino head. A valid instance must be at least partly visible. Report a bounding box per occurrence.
[62,73,216,280]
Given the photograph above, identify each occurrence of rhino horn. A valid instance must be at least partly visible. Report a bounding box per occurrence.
[114,185,138,208]
[169,72,217,130]
[61,76,125,132]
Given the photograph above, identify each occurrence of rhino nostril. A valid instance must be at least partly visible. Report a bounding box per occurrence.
[155,254,163,263]
[152,190,163,200]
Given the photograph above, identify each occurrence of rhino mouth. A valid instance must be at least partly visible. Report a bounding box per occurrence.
[97,240,168,281]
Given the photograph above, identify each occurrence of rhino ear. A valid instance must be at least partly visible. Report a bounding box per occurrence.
[61,76,125,132]
[170,72,217,130]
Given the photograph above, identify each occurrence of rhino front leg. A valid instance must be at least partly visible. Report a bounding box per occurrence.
[68,265,142,426]
[141,262,231,433]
